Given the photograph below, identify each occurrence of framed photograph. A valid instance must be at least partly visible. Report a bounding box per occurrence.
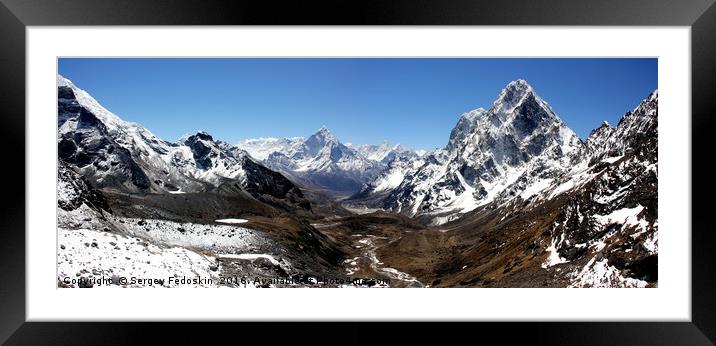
[2,0,714,343]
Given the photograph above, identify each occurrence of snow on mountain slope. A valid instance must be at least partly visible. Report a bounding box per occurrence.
[534,90,658,287]
[57,227,223,288]
[178,131,249,185]
[237,137,304,161]
[538,90,658,204]
[347,140,395,162]
[346,141,422,164]
[447,108,486,150]
[365,80,583,224]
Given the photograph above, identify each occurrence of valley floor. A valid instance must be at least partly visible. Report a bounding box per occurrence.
[58,180,656,289]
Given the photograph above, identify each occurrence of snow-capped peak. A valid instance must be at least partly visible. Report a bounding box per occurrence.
[316,125,334,136]
[304,126,340,155]
[308,126,338,143]
[493,79,535,111]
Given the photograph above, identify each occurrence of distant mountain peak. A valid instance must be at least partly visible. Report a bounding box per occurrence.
[193,131,214,141]
[317,125,331,134]
[309,125,338,144]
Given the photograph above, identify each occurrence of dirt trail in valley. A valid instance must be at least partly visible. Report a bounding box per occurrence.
[310,212,429,287]
[357,235,424,287]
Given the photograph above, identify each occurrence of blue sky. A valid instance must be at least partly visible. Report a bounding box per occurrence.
[58,58,657,150]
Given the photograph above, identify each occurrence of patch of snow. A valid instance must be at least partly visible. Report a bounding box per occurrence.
[541,234,568,268]
[116,217,262,253]
[569,257,648,288]
[429,214,463,226]
[215,218,248,224]
[520,178,553,200]
[592,205,644,227]
[343,205,382,215]
[642,225,658,254]
[601,155,624,164]
[373,167,408,192]
[217,253,280,266]
[379,267,422,285]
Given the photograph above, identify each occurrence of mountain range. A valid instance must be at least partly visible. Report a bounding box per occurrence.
[237,128,423,196]
[56,75,657,288]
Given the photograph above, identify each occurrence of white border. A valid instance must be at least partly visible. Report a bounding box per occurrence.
[27,27,690,321]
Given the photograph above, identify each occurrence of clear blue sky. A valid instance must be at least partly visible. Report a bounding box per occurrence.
[58,58,657,150]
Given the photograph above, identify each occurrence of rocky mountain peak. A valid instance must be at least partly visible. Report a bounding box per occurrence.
[314,125,336,139]
[493,79,535,111]
[587,121,613,143]
[304,126,341,157]
[180,131,215,143]
[194,131,214,141]
[308,126,338,143]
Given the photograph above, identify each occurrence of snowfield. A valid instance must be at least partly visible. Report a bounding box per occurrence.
[57,227,220,288]
[113,217,268,254]
[57,215,290,288]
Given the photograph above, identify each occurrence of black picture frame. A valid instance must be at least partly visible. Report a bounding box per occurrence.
[1,0,714,344]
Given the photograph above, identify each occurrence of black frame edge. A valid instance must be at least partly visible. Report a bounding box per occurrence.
[691,1,716,342]
[0,1,26,344]
[1,0,714,344]
[1,0,715,25]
